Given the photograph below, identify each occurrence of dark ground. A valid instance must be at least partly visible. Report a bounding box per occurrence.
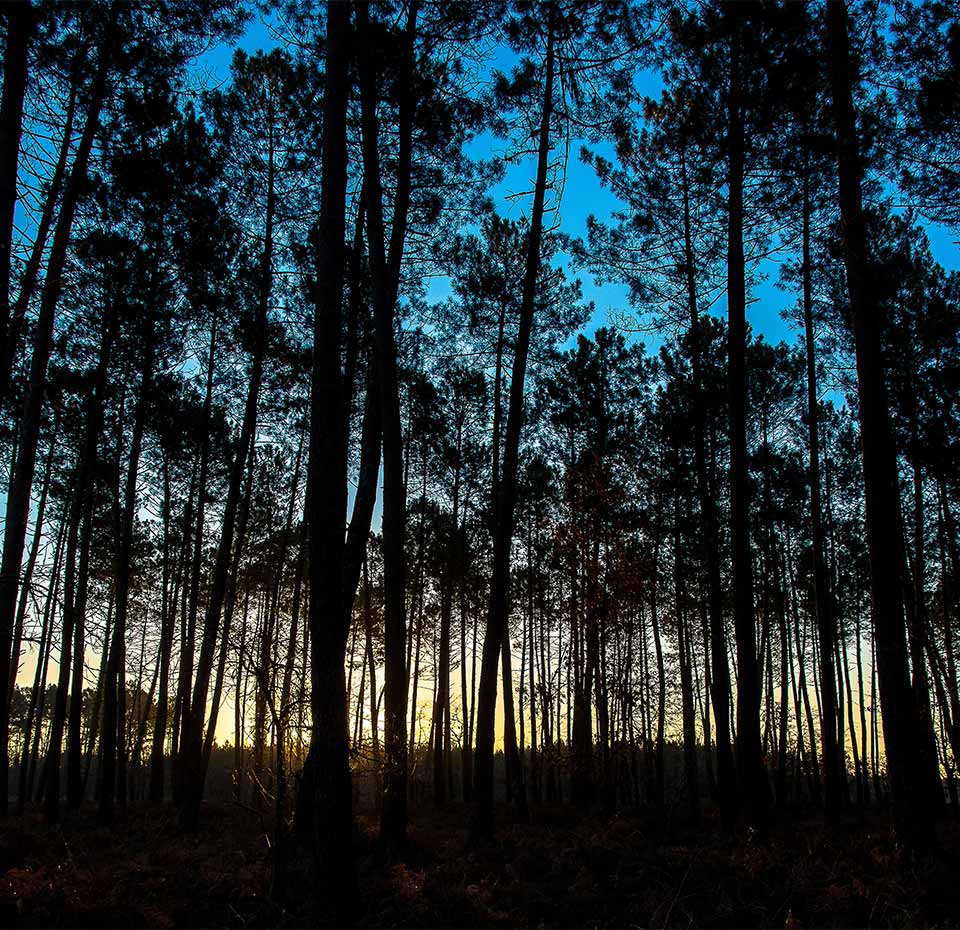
[2,801,960,928]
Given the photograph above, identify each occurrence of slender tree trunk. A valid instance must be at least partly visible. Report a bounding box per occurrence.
[99,313,156,824]
[363,557,379,755]
[343,350,382,615]
[854,594,871,804]
[903,454,944,805]
[203,438,256,778]
[7,418,56,708]
[279,522,306,735]
[177,99,275,832]
[681,143,735,828]
[801,169,842,817]
[726,6,767,834]
[526,514,538,803]
[774,544,790,807]
[17,501,65,811]
[471,11,553,841]
[675,490,700,824]
[0,25,114,814]
[501,618,527,814]
[175,308,220,787]
[432,545,454,805]
[65,306,117,810]
[148,455,176,801]
[650,555,666,807]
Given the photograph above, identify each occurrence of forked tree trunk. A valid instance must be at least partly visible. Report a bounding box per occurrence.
[357,0,419,854]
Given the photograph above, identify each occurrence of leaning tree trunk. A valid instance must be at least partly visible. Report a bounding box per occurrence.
[471,14,554,842]
[18,505,65,812]
[7,415,56,708]
[0,30,113,814]
[0,54,78,398]
[177,94,275,832]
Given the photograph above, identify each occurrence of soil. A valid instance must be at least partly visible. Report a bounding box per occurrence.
[3,802,959,928]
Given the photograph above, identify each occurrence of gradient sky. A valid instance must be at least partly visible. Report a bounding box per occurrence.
[182,10,958,749]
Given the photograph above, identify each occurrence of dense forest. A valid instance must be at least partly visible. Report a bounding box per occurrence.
[1,0,960,926]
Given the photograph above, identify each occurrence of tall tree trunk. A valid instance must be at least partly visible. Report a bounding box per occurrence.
[177,89,275,832]
[432,526,455,804]
[826,0,935,847]
[65,307,118,810]
[363,556,380,756]
[681,141,735,830]
[501,618,527,814]
[342,350,382,616]
[98,315,156,825]
[471,10,553,842]
[801,168,842,816]
[357,0,419,854]
[175,307,220,785]
[279,524,306,731]
[903,452,945,805]
[296,0,357,913]
[726,6,766,833]
[0,0,32,403]
[526,513,539,803]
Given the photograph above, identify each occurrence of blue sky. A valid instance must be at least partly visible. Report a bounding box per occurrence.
[199,9,959,363]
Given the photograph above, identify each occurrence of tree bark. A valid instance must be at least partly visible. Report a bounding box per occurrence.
[826,0,936,847]
[357,0,419,854]
[296,0,357,913]
[726,6,767,833]
[0,0,32,403]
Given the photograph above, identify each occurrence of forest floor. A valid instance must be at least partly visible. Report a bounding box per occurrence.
[2,800,960,929]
